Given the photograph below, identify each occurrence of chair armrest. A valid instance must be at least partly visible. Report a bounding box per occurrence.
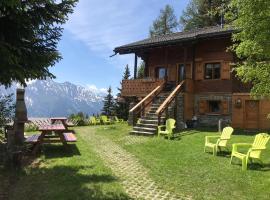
[205,135,220,144]
[158,125,166,132]
[232,143,252,152]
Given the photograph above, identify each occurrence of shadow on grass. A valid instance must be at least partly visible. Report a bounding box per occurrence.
[10,165,131,200]
[42,144,81,159]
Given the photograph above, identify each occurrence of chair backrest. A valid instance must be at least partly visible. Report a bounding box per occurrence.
[218,126,234,146]
[250,133,270,158]
[101,115,108,121]
[165,118,176,134]
[89,116,96,123]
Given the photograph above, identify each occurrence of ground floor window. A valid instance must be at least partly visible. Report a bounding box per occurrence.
[156,67,167,79]
[208,100,221,113]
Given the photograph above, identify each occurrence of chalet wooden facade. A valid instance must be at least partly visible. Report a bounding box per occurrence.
[114,26,270,133]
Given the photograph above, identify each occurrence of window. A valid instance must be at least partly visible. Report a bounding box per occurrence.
[156,67,167,79]
[208,100,221,113]
[178,64,185,82]
[204,63,221,79]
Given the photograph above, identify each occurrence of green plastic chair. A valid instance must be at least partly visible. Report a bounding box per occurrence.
[204,126,234,155]
[114,116,124,123]
[100,115,112,125]
[89,116,99,125]
[157,118,176,139]
[230,133,270,170]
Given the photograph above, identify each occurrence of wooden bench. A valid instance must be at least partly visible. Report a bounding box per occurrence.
[25,134,41,143]
[63,132,77,142]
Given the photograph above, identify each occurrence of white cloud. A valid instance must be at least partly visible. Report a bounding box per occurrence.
[86,84,107,93]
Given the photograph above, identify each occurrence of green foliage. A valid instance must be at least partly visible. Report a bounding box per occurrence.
[0,0,77,87]
[122,64,131,80]
[102,86,115,116]
[180,0,230,31]
[0,94,15,128]
[137,62,145,79]
[227,0,270,98]
[149,4,179,37]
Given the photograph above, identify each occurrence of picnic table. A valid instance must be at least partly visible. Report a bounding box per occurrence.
[26,123,76,154]
[50,117,69,130]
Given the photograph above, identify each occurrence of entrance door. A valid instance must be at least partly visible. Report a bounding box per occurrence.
[245,100,259,129]
[178,64,185,83]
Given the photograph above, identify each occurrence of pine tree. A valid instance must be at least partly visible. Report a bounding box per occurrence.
[180,0,230,31]
[114,65,132,120]
[0,0,78,87]
[102,86,115,116]
[137,62,145,79]
[150,4,179,37]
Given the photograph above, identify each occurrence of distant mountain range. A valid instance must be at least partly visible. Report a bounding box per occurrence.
[0,79,106,117]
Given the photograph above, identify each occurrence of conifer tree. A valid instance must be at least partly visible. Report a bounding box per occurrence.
[150,4,179,37]
[180,0,230,31]
[102,86,115,116]
[0,0,78,87]
[137,62,145,79]
[115,65,132,120]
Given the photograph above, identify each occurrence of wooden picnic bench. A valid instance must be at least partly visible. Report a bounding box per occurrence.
[25,123,77,154]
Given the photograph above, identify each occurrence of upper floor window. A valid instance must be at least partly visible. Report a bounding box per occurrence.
[205,63,221,79]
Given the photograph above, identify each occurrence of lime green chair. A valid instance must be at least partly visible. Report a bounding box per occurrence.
[114,116,124,123]
[157,118,176,139]
[230,133,270,170]
[204,126,234,156]
[100,115,112,125]
[89,116,99,125]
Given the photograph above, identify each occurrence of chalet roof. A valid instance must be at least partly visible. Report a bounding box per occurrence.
[114,26,234,54]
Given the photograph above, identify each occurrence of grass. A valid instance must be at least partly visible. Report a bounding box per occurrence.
[94,124,270,200]
[7,128,130,200]
[3,124,270,200]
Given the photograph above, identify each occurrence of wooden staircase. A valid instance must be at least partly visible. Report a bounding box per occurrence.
[129,81,185,136]
[130,93,173,136]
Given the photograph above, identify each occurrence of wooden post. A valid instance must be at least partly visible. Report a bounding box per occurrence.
[134,53,138,79]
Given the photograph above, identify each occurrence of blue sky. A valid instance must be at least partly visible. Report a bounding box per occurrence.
[51,0,189,93]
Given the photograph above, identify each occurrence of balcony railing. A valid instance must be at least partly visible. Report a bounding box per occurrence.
[121,78,165,97]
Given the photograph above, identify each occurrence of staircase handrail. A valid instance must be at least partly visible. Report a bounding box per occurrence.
[129,82,165,114]
[155,81,185,123]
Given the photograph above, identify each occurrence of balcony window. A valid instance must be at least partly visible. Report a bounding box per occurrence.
[205,63,221,79]
[156,67,167,79]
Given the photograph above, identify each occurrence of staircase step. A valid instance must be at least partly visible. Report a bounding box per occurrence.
[137,123,158,128]
[130,130,156,136]
[133,126,157,133]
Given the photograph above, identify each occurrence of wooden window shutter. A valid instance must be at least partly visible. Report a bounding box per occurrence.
[221,62,231,80]
[199,100,207,114]
[222,100,229,114]
[195,62,203,80]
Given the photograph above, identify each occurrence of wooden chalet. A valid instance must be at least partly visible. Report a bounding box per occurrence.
[114,26,270,135]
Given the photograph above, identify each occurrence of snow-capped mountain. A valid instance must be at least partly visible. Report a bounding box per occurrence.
[0,79,106,117]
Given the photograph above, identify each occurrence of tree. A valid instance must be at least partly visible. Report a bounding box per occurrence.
[0,94,15,129]
[0,0,78,87]
[102,86,115,116]
[137,62,145,79]
[150,4,179,37]
[180,0,230,31]
[115,65,132,120]
[227,0,270,98]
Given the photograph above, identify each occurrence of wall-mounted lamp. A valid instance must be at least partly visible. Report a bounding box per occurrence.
[235,98,242,108]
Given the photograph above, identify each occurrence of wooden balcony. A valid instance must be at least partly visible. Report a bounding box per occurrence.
[121,78,165,97]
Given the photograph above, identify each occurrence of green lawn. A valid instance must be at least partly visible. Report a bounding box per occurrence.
[7,129,130,200]
[3,124,270,200]
[94,124,270,200]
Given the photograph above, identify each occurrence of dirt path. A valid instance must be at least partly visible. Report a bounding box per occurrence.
[82,129,189,200]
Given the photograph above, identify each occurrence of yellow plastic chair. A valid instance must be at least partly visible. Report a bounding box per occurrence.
[100,115,112,125]
[230,133,270,170]
[157,118,176,139]
[204,126,234,155]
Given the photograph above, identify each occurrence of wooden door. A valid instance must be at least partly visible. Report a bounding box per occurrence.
[245,100,259,129]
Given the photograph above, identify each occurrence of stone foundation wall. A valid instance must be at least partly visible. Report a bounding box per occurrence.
[175,94,185,130]
[194,94,232,127]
